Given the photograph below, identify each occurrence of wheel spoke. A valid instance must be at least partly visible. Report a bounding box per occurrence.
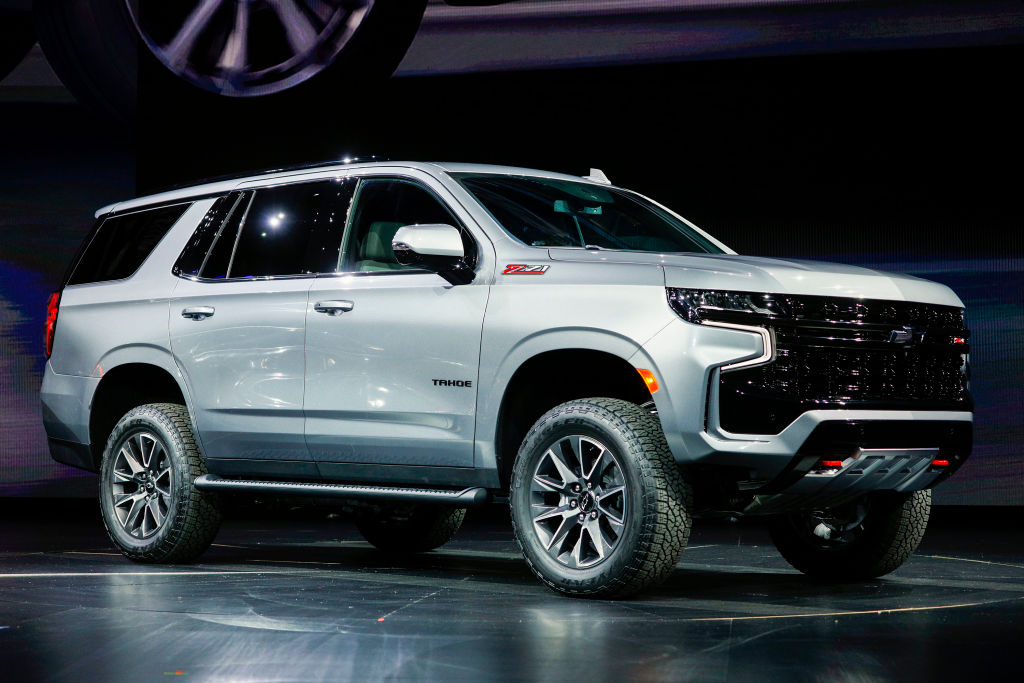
[120,444,144,475]
[267,0,320,55]
[112,469,134,484]
[123,495,147,533]
[600,485,625,500]
[544,514,576,552]
[585,446,611,481]
[599,504,624,529]
[148,498,166,528]
[543,448,578,487]
[137,434,154,469]
[113,491,139,508]
[570,530,585,567]
[217,1,250,73]
[586,519,608,561]
[532,504,570,524]
[165,0,226,69]
[532,473,563,493]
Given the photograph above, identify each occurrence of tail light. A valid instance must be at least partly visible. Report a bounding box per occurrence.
[45,291,60,358]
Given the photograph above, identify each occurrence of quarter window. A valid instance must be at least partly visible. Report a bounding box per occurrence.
[69,203,190,285]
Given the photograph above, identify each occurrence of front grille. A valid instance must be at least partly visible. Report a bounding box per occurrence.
[717,295,971,434]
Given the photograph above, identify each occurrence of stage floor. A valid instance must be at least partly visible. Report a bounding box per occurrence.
[1,501,1021,681]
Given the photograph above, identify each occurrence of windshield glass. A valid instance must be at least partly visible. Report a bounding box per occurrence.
[454,173,724,254]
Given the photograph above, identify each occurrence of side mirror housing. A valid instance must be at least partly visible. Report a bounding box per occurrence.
[392,224,474,285]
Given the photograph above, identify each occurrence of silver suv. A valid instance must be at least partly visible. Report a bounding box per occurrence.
[41,161,972,597]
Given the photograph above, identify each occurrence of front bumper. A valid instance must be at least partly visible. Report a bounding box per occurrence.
[631,318,973,487]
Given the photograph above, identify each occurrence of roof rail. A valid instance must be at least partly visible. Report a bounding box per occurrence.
[153,155,389,193]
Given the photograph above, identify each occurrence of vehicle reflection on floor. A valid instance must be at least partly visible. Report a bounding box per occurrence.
[0,501,1021,681]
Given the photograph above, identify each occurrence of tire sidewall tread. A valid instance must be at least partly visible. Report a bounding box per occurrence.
[99,402,220,564]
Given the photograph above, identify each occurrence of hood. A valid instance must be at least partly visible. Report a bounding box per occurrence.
[546,249,963,307]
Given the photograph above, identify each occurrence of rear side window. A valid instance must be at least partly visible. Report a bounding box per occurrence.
[229,179,355,278]
[173,192,252,280]
[68,203,190,285]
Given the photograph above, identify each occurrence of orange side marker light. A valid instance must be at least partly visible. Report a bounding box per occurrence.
[636,368,659,394]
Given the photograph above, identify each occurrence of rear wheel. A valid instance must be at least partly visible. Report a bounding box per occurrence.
[510,398,692,598]
[769,490,931,580]
[356,504,465,553]
[99,403,221,562]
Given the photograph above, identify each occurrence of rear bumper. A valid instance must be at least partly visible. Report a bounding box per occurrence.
[40,361,99,470]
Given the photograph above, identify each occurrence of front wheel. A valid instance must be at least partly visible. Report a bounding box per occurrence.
[99,403,221,563]
[510,398,692,598]
[769,490,931,580]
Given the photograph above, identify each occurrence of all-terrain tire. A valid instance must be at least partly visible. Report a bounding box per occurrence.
[510,398,692,598]
[356,505,466,553]
[99,403,221,563]
[769,489,931,580]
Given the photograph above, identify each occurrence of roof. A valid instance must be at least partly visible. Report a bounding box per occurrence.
[94,161,601,217]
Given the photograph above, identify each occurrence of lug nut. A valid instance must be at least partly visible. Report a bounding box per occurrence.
[572,484,581,493]
[569,500,577,508]
[587,482,592,490]
[578,513,586,521]
[590,511,598,520]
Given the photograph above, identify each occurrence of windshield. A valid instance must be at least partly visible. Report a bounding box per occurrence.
[454,173,725,254]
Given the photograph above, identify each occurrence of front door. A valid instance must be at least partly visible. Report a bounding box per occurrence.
[305,177,489,470]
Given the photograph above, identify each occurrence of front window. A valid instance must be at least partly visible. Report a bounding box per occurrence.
[455,173,724,254]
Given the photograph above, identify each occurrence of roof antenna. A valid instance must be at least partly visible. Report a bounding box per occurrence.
[583,168,611,185]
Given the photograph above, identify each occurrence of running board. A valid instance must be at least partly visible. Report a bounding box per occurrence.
[193,474,489,506]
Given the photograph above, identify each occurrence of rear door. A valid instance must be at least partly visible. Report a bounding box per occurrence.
[169,179,354,468]
[305,176,490,471]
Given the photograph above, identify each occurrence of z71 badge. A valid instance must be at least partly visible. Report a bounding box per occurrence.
[503,264,550,275]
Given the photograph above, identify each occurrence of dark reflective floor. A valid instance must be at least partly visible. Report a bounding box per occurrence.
[1,501,1021,681]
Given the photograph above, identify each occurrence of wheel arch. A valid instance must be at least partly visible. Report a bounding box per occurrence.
[88,357,195,471]
[489,344,654,489]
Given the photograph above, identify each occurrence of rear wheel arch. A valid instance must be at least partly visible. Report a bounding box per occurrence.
[89,362,193,470]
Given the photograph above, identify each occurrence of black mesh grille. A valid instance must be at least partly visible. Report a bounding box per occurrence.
[718,295,971,435]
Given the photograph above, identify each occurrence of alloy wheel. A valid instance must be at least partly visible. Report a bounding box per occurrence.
[109,431,174,539]
[529,435,627,569]
[126,0,375,96]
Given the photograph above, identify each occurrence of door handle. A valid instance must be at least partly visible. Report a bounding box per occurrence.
[314,300,355,316]
[181,306,215,321]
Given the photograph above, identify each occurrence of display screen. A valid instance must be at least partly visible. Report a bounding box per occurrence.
[0,1,1020,502]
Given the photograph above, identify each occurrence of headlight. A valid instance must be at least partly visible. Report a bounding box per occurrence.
[666,288,790,324]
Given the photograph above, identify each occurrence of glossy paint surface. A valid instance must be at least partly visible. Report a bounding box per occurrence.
[305,271,488,467]
[169,276,313,461]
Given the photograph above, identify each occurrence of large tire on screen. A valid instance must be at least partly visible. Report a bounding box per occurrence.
[99,403,222,563]
[510,398,692,599]
[769,489,931,580]
[0,10,36,83]
[356,504,466,553]
[34,0,426,121]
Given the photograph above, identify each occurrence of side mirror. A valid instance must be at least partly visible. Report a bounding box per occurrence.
[392,224,474,285]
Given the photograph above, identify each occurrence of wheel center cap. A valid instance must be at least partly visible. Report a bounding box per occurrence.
[578,492,594,513]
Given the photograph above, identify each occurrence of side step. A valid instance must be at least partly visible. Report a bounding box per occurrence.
[193,474,489,506]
